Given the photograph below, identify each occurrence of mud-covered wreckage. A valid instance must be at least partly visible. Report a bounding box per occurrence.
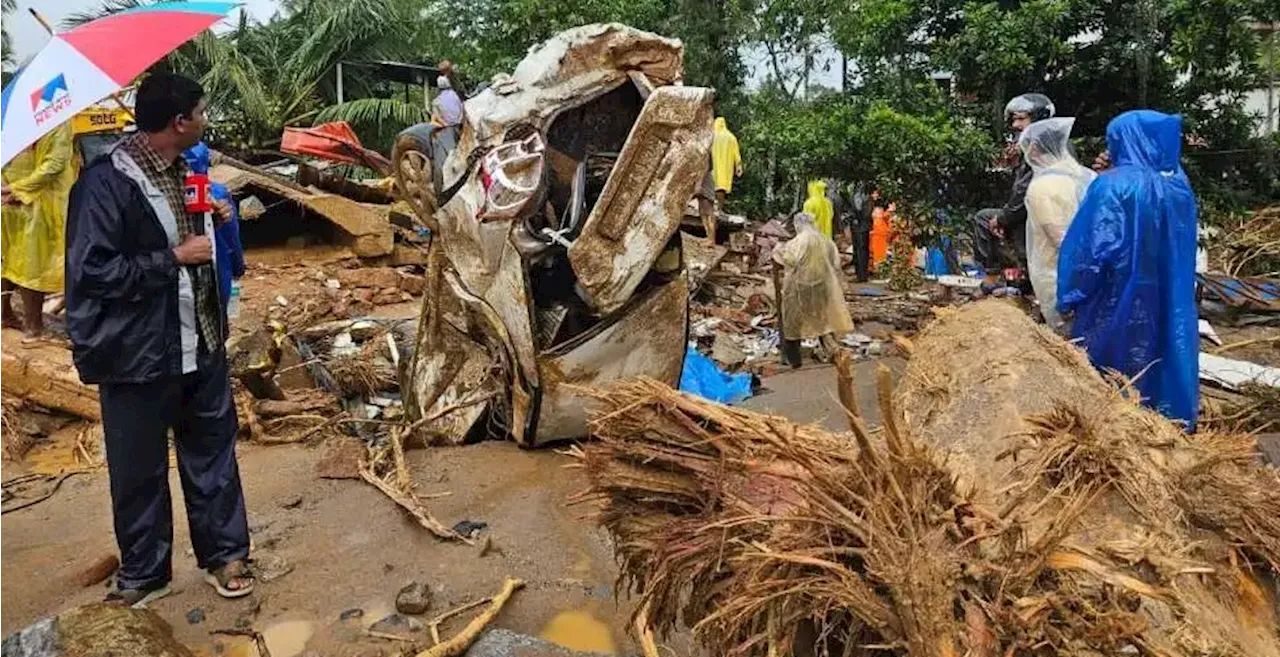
[395,25,712,446]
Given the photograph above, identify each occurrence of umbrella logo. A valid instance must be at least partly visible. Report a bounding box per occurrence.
[30,74,72,126]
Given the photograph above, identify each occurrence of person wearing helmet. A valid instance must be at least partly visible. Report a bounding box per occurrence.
[971,93,1055,291]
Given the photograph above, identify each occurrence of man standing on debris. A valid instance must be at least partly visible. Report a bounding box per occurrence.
[1057,110,1199,427]
[711,117,742,209]
[971,93,1055,292]
[773,212,854,367]
[65,73,253,607]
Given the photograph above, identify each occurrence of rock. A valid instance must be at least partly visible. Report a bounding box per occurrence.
[185,608,205,625]
[390,244,428,267]
[73,554,119,588]
[317,437,371,479]
[281,495,304,509]
[464,629,611,657]
[371,288,403,306]
[339,608,364,621]
[2,604,197,657]
[396,271,426,295]
[395,581,432,615]
[711,333,746,368]
[368,613,423,635]
[866,341,884,357]
[252,551,294,583]
[336,267,401,291]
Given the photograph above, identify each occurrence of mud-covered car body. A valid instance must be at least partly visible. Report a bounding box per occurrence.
[396,24,713,445]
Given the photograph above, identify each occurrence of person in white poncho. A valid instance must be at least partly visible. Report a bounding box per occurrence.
[772,212,854,366]
[1018,117,1095,333]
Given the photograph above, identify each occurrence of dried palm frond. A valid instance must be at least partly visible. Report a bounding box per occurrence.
[583,301,1280,657]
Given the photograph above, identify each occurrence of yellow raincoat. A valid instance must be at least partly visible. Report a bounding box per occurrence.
[711,117,741,193]
[803,180,834,239]
[2,123,74,293]
[773,213,854,341]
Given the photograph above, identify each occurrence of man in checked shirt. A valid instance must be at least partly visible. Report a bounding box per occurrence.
[66,73,253,607]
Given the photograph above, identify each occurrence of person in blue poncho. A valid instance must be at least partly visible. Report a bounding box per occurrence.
[1056,110,1199,428]
[182,142,245,317]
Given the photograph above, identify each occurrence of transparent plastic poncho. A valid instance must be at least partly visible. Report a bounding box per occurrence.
[773,213,854,341]
[1017,117,1095,332]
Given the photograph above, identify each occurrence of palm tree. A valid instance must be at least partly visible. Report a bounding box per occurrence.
[63,0,429,157]
[2,0,18,73]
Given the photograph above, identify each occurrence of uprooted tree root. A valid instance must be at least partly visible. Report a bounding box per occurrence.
[581,304,1280,656]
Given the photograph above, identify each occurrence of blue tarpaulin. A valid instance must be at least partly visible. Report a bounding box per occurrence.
[679,346,752,404]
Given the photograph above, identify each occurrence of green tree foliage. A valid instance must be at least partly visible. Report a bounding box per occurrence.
[1,0,16,72]
[52,0,1275,215]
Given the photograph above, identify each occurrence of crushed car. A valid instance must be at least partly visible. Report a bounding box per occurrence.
[392,24,714,446]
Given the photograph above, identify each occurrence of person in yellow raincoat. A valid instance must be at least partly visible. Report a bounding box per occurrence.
[773,212,854,367]
[803,180,835,238]
[2,122,75,339]
[711,117,742,207]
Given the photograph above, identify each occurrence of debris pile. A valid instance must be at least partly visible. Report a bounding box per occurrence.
[582,300,1280,656]
[1207,205,1280,278]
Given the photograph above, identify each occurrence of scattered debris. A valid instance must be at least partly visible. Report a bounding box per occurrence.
[2,471,91,515]
[418,577,524,657]
[1200,352,1280,390]
[360,426,470,544]
[211,152,395,258]
[1198,272,1280,313]
[72,554,119,588]
[450,520,487,540]
[397,581,433,616]
[251,551,294,583]
[369,613,424,635]
[185,608,205,625]
[339,608,364,621]
[0,333,100,421]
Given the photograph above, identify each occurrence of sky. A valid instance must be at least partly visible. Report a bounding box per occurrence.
[8,0,282,60]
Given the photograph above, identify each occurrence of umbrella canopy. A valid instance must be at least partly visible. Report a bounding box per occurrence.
[1,1,237,167]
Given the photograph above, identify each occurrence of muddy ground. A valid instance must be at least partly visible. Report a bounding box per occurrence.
[1,337,899,656]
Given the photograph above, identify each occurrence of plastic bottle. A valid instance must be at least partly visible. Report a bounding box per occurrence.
[227,282,241,319]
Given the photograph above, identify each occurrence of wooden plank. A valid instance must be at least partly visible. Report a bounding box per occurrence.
[1,329,100,420]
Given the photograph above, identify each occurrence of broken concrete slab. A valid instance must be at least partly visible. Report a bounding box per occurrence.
[464,629,610,657]
[335,267,401,290]
[390,243,429,266]
[210,156,393,258]
[0,330,100,421]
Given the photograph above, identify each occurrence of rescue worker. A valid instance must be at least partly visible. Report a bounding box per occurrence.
[711,117,742,208]
[972,92,1055,292]
[846,183,874,282]
[803,180,835,239]
[1,122,75,340]
[431,75,464,128]
[1018,117,1095,334]
[66,73,253,607]
[1057,110,1199,428]
[773,212,854,368]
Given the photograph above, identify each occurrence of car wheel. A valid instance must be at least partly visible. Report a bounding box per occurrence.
[392,127,439,230]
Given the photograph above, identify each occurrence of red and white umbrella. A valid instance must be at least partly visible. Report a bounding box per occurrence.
[1,1,238,166]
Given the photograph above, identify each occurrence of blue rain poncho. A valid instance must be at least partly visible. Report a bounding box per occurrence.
[1056,110,1199,427]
